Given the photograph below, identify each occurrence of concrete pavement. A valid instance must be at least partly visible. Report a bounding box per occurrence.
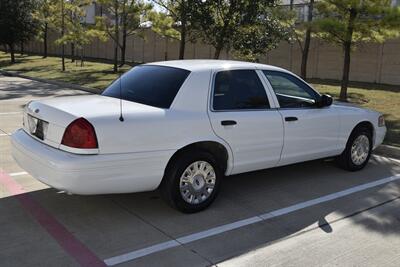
[0,75,400,267]
[220,197,400,267]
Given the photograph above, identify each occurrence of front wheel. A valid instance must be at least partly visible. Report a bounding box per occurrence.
[160,150,222,213]
[337,127,372,171]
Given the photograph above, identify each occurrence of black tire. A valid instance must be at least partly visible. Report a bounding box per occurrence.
[160,150,222,213]
[337,126,372,171]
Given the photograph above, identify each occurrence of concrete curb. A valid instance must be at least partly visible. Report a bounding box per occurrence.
[374,144,400,160]
[0,70,100,94]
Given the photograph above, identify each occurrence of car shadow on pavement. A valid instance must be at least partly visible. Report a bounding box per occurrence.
[1,156,399,266]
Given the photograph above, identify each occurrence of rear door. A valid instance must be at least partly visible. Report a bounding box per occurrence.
[207,69,284,175]
[261,70,340,166]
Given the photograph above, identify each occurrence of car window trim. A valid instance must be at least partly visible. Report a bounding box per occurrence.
[209,68,275,113]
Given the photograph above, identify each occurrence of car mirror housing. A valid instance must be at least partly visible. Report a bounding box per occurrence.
[317,94,333,108]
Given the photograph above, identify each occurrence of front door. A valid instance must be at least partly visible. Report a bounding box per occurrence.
[262,70,340,166]
[208,69,284,174]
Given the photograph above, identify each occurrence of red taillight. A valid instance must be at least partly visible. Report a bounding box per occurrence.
[61,118,98,149]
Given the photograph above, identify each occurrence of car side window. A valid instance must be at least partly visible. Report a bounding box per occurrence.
[263,71,320,108]
[213,70,270,111]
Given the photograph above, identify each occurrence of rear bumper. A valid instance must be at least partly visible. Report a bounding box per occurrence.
[11,129,174,195]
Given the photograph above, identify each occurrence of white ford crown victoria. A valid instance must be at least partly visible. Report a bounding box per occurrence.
[11,60,386,212]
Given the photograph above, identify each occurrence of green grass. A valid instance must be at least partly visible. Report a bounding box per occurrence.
[1,52,399,146]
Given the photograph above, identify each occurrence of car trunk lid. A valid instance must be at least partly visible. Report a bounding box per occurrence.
[23,94,162,153]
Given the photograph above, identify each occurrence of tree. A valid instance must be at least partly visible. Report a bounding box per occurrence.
[97,0,151,71]
[314,0,400,101]
[300,0,315,79]
[120,1,151,66]
[290,0,315,79]
[150,0,197,59]
[61,0,66,71]
[0,0,39,63]
[48,0,68,70]
[57,1,107,67]
[34,0,52,58]
[69,0,77,62]
[192,0,291,60]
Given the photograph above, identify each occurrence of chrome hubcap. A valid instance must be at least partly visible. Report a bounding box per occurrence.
[179,161,216,204]
[351,135,370,165]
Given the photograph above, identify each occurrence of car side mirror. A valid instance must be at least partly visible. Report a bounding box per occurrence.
[317,94,333,108]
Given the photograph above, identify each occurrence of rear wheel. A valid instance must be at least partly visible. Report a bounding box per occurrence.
[160,150,222,213]
[337,126,372,171]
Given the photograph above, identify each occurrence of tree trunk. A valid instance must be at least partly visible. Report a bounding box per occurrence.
[113,1,119,73]
[61,0,65,71]
[164,37,168,60]
[71,43,75,62]
[20,42,24,55]
[178,2,187,59]
[179,27,186,60]
[120,30,126,67]
[340,8,356,101]
[113,42,118,72]
[70,3,74,63]
[341,42,352,101]
[81,48,84,67]
[62,44,65,71]
[300,0,314,79]
[214,44,223,59]
[301,30,311,79]
[9,44,15,63]
[119,1,127,67]
[43,23,48,58]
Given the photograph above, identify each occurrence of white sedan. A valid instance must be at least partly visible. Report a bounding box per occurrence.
[11,60,386,212]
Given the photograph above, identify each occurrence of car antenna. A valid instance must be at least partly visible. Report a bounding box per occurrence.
[118,71,124,122]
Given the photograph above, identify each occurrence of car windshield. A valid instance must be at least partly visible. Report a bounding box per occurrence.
[102,65,190,109]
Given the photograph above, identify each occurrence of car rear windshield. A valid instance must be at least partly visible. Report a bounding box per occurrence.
[102,65,190,109]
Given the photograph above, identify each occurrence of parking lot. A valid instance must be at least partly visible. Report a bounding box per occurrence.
[1,75,400,267]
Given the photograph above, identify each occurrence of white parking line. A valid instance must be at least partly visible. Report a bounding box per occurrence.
[104,174,400,266]
[0,133,9,137]
[9,172,28,177]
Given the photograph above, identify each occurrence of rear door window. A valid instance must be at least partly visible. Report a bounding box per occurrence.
[102,65,190,109]
[213,70,270,111]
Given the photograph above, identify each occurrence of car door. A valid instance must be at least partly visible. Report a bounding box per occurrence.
[207,69,284,175]
[261,70,341,166]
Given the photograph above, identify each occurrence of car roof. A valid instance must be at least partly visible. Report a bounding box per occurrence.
[145,59,286,72]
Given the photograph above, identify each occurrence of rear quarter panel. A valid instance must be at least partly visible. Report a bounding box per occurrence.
[94,69,232,163]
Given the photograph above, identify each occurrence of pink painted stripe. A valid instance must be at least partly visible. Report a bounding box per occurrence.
[0,170,106,267]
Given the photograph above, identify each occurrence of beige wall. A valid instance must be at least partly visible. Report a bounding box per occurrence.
[22,30,400,85]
